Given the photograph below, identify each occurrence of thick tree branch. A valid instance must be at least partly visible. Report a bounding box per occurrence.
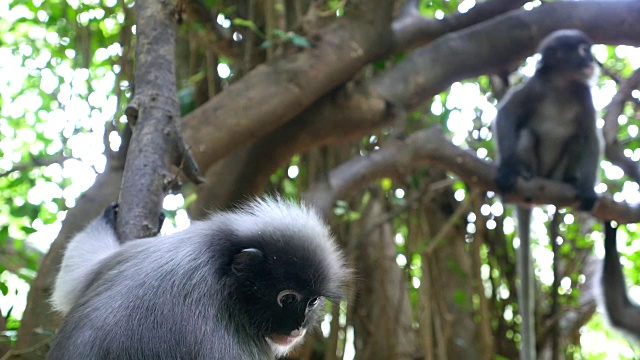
[305,126,640,224]
[191,1,640,210]
[181,0,534,175]
[602,69,640,183]
[376,1,640,109]
[118,0,202,240]
[181,2,396,172]
[188,84,396,215]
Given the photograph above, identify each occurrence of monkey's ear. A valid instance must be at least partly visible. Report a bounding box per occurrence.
[232,248,264,275]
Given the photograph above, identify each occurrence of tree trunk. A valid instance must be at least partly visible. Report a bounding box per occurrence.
[352,195,419,360]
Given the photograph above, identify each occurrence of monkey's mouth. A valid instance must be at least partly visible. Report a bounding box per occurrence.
[267,329,306,347]
[268,334,300,346]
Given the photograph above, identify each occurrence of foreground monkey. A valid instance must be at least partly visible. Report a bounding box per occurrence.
[48,198,350,359]
[493,29,601,360]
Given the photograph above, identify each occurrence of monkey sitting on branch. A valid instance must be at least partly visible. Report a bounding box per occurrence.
[493,29,601,360]
[48,198,350,360]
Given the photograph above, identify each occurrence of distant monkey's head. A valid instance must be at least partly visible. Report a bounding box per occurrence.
[536,29,595,81]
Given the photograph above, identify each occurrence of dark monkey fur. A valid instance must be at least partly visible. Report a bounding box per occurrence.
[602,221,640,339]
[48,198,350,359]
[494,29,601,360]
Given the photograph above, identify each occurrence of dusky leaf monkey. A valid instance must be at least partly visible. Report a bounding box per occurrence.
[48,198,350,359]
[494,29,601,360]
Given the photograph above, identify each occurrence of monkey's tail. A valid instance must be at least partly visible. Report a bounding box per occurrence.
[600,221,640,337]
[516,206,536,360]
[50,215,121,315]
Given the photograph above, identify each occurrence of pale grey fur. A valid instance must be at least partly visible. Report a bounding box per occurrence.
[48,197,348,360]
[51,218,120,314]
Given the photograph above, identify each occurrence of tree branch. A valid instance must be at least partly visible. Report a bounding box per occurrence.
[118,0,202,240]
[376,1,640,109]
[181,2,396,172]
[189,1,640,212]
[305,126,640,224]
[181,0,536,174]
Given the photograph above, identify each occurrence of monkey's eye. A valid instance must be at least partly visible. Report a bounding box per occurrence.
[277,290,301,308]
[307,297,320,308]
[578,44,590,57]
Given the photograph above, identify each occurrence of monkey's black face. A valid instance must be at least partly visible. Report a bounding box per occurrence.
[537,29,595,80]
[226,233,344,356]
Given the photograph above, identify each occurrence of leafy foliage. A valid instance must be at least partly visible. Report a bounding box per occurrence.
[0,0,127,328]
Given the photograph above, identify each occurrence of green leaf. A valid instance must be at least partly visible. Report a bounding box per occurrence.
[232,18,264,37]
[260,40,272,49]
[289,34,310,48]
[21,226,37,234]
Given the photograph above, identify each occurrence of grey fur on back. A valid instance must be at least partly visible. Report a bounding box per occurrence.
[48,198,348,360]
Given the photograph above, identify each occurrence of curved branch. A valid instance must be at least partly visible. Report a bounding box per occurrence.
[305,126,640,223]
[181,1,396,172]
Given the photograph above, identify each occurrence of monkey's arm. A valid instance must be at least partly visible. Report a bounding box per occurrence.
[50,204,121,315]
[494,85,533,193]
[602,221,640,336]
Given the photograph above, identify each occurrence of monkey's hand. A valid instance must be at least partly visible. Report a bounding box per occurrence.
[103,202,119,230]
[495,164,518,194]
